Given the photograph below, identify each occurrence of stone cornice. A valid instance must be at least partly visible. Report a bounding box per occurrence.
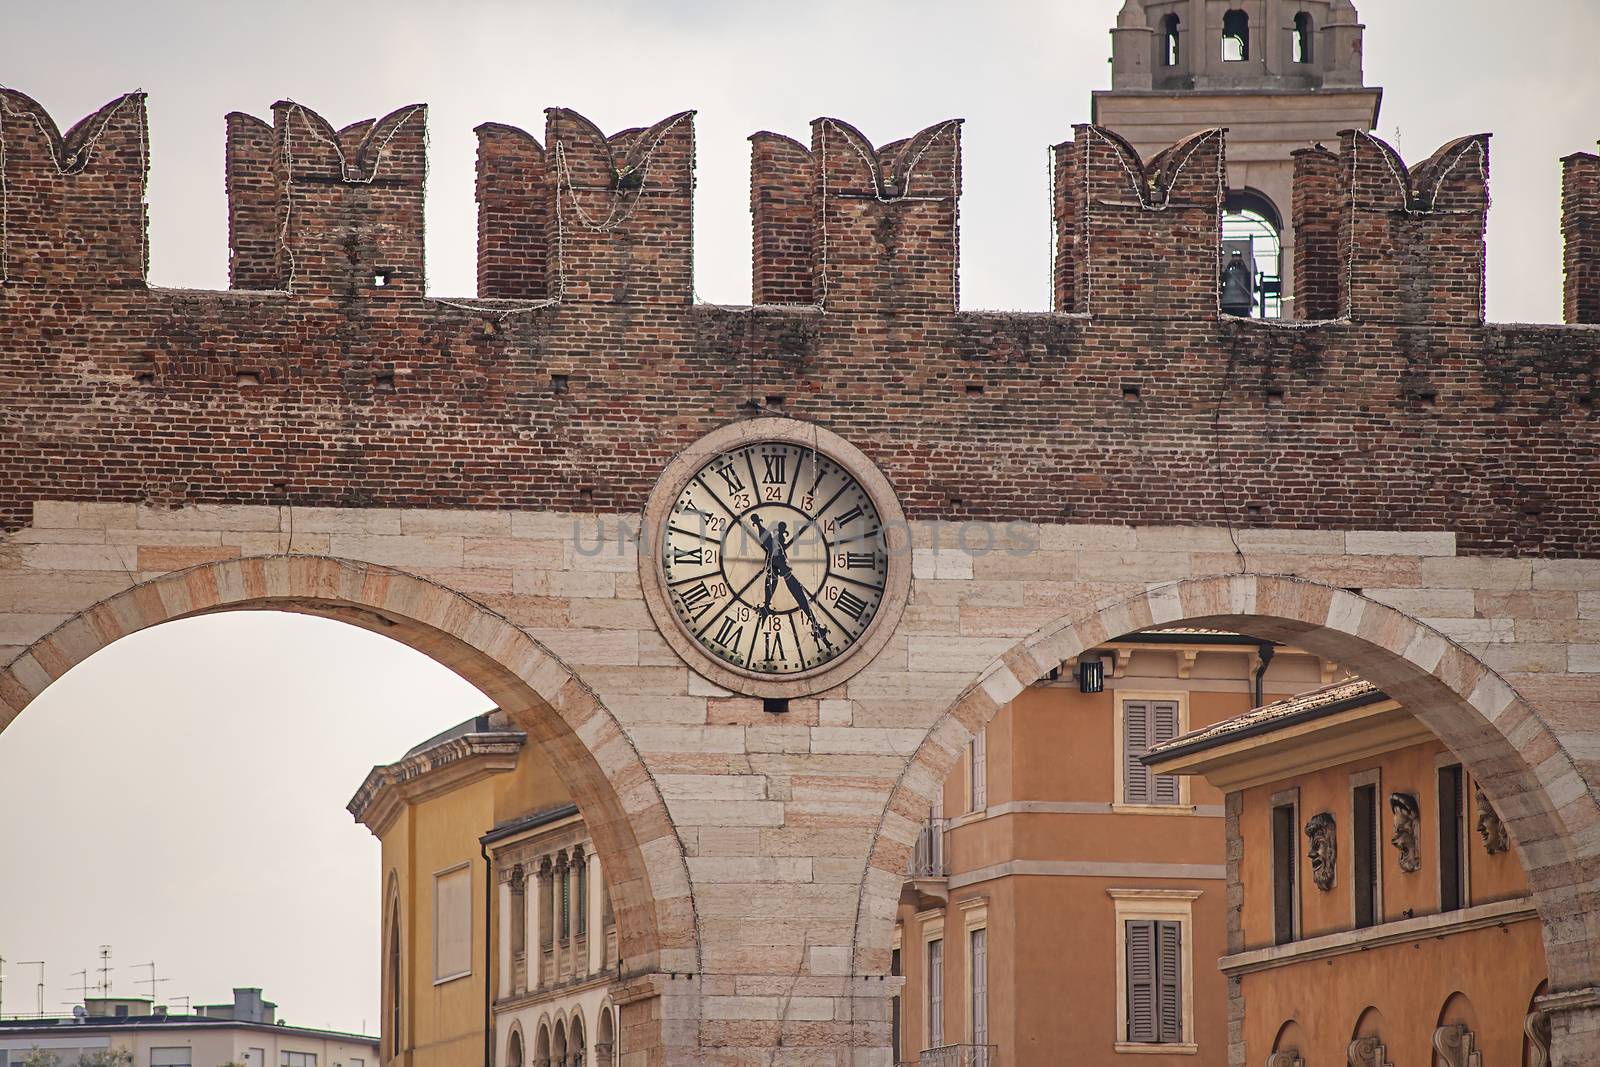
[1218,896,1536,976]
[347,733,524,836]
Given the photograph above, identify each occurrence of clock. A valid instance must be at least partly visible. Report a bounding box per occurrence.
[640,420,910,698]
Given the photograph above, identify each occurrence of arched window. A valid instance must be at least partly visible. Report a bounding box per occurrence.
[1222,190,1283,318]
[596,1005,617,1067]
[569,1015,587,1067]
[510,865,526,956]
[1222,9,1249,61]
[507,1029,524,1067]
[1162,14,1181,67]
[1293,12,1314,63]
[386,905,402,1061]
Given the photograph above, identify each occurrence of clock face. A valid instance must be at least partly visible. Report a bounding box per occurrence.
[660,441,890,676]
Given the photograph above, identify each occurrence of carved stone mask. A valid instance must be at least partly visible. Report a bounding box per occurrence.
[1389,792,1421,873]
[1474,785,1509,855]
[1306,811,1337,891]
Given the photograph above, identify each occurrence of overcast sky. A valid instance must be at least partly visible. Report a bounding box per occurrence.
[3,0,1599,1035]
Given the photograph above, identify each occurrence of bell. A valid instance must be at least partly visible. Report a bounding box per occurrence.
[1220,250,1255,317]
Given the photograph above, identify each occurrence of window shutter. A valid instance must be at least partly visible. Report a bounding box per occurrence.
[1151,701,1181,805]
[1156,920,1183,1043]
[1124,702,1152,804]
[1125,919,1158,1043]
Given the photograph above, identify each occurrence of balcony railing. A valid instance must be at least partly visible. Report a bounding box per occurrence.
[920,1044,998,1067]
[909,817,948,879]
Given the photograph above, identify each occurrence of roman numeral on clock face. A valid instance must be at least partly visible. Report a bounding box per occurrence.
[835,505,864,526]
[834,589,870,622]
[762,454,786,484]
[678,582,715,620]
[761,630,786,662]
[713,463,744,494]
[712,616,744,650]
[672,546,703,565]
[839,552,875,569]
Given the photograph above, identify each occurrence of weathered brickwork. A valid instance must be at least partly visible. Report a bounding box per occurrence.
[5,90,1600,1065]
[1,92,1597,554]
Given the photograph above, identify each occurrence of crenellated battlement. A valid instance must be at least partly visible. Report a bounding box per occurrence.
[1,90,1596,328]
[0,89,148,287]
[2,89,1599,553]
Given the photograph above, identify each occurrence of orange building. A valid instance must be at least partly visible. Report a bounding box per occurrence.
[892,630,1350,1065]
[1147,680,1550,1067]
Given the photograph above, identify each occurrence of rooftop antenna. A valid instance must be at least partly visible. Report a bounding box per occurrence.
[19,962,44,1017]
[96,946,112,998]
[136,963,167,1002]
[70,969,91,1002]
[167,995,190,1014]
[1,954,7,1018]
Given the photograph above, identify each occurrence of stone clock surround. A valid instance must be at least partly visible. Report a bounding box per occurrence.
[638,418,912,699]
[4,503,1600,1063]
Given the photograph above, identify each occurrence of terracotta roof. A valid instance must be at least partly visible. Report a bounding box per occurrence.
[1146,678,1387,761]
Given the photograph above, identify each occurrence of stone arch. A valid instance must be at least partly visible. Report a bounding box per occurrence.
[0,555,698,982]
[595,1000,617,1067]
[535,1018,552,1067]
[856,574,1598,1006]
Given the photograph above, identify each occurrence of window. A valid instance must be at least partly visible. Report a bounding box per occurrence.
[280,1054,317,1067]
[1439,764,1467,912]
[1122,698,1182,805]
[560,864,572,940]
[1293,11,1314,63]
[926,937,945,1048]
[576,855,588,936]
[969,928,988,1050]
[245,1050,265,1067]
[1272,797,1298,944]
[540,863,555,948]
[434,863,473,982]
[150,1051,192,1067]
[1222,9,1249,61]
[386,905,402,1055]
[969,727,987,811]
[890,944,903,1064]
[1110,888,1197,1051]
[510,866,527,956]
[1162,13,1180,66]
[1353,779,1381,928]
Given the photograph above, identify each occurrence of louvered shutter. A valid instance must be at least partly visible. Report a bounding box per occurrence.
[1124,702,1152,804]
[1125,919,1158,1043]
[1151,701,1181,805]
[1156,921,1183,1043]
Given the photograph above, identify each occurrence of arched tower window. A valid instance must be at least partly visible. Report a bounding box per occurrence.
[1293,12,1314,63]
[1222,190,1284,319]
[1222,9,1249,61]
[1162,14,1181,67]
[386,905,402,1061]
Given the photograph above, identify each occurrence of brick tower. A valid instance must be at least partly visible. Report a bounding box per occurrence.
[1094,0,1382,317]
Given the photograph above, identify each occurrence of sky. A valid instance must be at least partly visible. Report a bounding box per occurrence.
[2,0,1599,1035]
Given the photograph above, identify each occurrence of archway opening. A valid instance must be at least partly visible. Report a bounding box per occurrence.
[870,575,1587,1067]
[0,557,692,1063]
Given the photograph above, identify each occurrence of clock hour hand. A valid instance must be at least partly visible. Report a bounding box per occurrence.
[787,577,835,653]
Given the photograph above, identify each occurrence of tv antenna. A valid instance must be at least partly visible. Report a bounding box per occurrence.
[70,969,92,1002]
[167,995,190,1014]
[19,962,44,1017]
[136,963,167,1002]
[96,946,113,997]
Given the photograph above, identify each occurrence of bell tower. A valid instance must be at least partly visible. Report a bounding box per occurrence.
[1094,0,1383,317]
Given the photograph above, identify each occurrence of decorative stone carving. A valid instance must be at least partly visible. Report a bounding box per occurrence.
[1267,1051,1304,1067]
[1389,792,1421,873]
[1432,1023,1481,1067]
[1475,785,1510,854]
[1525,1009,1552,1067]
[1347,1035,1392,1067]
[1306,811,1337,891]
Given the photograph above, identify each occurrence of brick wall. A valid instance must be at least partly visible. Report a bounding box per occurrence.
[2,91,1599,556]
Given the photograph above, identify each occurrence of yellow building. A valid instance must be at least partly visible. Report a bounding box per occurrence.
[1147,680,1549,1067]
[348,713,620,1067]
